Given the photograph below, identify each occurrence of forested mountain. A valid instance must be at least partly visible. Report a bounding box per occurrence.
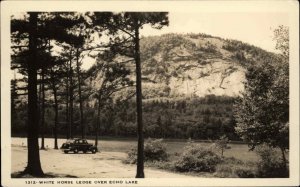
[12,32,278,140]
[138,33,277,98]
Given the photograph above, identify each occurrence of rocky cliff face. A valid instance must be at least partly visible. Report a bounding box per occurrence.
[138,33,275,99]
[88,33,276,100]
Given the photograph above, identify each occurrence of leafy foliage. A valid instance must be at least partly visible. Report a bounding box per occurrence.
[234,59,289,151]
[273,25,289,58]
[233,26,289,176]
[124,138,168,164]
[222,39,276,65]
[215,157,257,178]
[255,144,289,177]
[174,144,221,172]
[12,94,239,140]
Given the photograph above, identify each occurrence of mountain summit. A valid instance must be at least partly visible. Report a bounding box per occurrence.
[138,33,276,98]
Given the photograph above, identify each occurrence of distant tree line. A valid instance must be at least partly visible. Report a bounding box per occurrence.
[12,94,239,140]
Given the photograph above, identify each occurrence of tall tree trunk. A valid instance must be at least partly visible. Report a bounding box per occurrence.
[66,61,70,139]
[134,18,145,178]
[53,87,59,149]
[69,60,74,139]
[95,97,101,147]
[75,49,85,139]
[24,12,44,176]
[51,70,59,149]
[40,68,45,150]
[38,74,42,136]
[11,71,17,116]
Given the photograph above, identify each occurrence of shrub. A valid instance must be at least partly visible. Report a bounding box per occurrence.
[145,160,175,171]
[215,135,230,157]
[214,164,234,177]
[222,156,244,165]
[215,157,257,178]
[235,166,256,178]
[255,144,289,177]
[144,138,168,161]
[124,138,168,164]
[199,41,217,53]
[124,147,138,164]
[174,144,221,172]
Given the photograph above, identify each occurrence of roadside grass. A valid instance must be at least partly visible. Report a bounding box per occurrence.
[159,141,258,162]
[213,157,257,178]
[11,137,288,178]
[140,157,258,178]
[89,138,258,163]
[12,137,259,163]
[126,151,258,178]
[12,137,260,178]
[118,139,260,178]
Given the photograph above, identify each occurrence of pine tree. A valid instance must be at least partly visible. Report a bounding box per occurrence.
[96,12,169,178]
[24,12,44,176]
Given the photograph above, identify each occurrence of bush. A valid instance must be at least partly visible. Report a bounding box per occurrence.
[124,147,138,164]
[215,157,257,178]
[199,41,217,53]
[255,144,288,177]
[174,144,221,172]
[214,164,234,177]
[124,138,168,164]
[145,160,175,171]
[235,166,256,178]
[144,138,168,161]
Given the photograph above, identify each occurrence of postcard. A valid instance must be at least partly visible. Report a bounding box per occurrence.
[1,0,299,186]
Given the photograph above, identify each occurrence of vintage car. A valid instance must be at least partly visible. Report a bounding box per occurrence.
[60,138,98,154]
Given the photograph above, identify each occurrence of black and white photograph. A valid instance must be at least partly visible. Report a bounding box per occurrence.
[1,1,299,186]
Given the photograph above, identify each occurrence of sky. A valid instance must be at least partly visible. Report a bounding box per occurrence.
[11,11,290,71]
[141,12,289,53]
[14,11,289,53]
[81,12,289,70]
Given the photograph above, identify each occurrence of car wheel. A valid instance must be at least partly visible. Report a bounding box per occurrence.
[91,148,96,154]
[73,148,78,154]
[83,150,87,154]
[64,150,68,154]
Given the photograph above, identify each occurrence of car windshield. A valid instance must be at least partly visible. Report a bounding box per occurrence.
[65,139,88,144]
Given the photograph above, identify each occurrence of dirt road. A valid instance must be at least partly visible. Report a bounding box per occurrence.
[11,138,194,178]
